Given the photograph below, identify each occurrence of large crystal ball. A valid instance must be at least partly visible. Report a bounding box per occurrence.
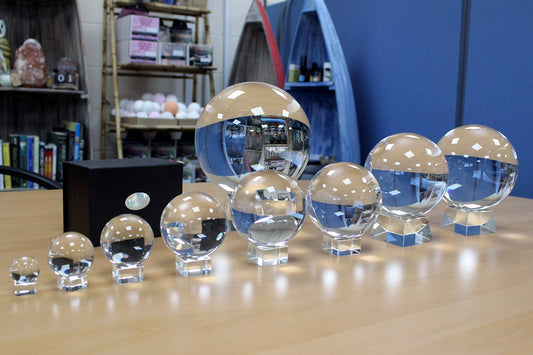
[231,170,305,246]
[195,81,311,194]
[365,133,449,218]
[438,124,518,210]
[307,162,382,238]
[160,192,227,259]
[100,214,154,266]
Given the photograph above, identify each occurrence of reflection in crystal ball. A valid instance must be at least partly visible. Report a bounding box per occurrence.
[365,133,449,218]
[48,232,95,277]
[307,162,382,238]
[438,124,518,210]
[10,256,40,283]
[160,192,227,259]
[195,82,311,194]
[100,214,154,266]
[231,170,305,246]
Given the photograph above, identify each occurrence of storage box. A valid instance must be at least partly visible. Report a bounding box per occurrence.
[117,39,158,64]
[63,158,183,246]
[188,44,213,66]
[178,0,208,9]
[116,14,159,42]
[158,42,187,66]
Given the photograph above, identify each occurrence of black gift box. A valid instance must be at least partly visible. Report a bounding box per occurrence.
[63,158,183,246]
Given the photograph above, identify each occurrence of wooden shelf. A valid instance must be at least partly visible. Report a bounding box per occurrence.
[113,0,210,16]
[0,86,88,96]
[284,81,334,90]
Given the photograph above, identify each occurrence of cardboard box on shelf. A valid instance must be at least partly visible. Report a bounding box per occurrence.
[188,44,212,66]
[158,42,187,66]
[116,14,159,42]
[117,39,158,64]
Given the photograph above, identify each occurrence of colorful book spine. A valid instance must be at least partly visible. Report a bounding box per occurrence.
[19,134,28,188]
[2,142,12,189]
[32,135,40,189]
[61,121,81,161]
[27,135,34,188]
[9,134,20,188]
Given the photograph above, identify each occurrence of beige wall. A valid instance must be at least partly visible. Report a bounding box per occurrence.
[78,0,263,158]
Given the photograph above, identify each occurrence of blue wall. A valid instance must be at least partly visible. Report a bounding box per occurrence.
[267,0,532,198]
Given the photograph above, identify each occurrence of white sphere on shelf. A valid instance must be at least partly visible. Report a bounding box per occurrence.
[149,111,161,118]
[188,111,200,119]
[152,93,166,105]
[151,102,161,113]
[126,100,135,111]
[187,102,201,114]
[176,111,188,119]
[142,92,153,101]
[141,101,154,113]
[178,102,187,114]
[136,112,149,118]
[161,111,175,119]
[119,99,128,110]
[133,100,144,112]
[166,94,178,103]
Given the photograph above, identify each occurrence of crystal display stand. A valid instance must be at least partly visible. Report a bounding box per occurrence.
[57,275,88,292]
[248,243,288,266]
[176,256,211,277]
[12,280,37,296]
[10,256,40,296]
[371,214,431,247]
[113,264,144,284]
[323,236,361,256]
[440,206,496,236]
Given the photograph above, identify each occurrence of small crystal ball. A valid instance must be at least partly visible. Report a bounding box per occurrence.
[48,232,95,277]
[160,192,227,259]
[438,124,518,210]
[195,81,311,194]
[307,162,382,238]
[100,214,154,266]
[10,256,40,284]
[231,170,306,246]
[365,133,449,218]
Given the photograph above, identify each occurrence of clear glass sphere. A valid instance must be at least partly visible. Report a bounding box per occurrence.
[438,124,518,210]
[307,162,382,238]
[195,81,311,194]
[231,170,305,246]
[365,133,449,218]
[48,232,95,277]
[160,192,227,259]
[100,214,154,266]
[10,256,40,283]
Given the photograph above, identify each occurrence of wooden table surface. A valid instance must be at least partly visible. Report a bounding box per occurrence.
[1,183,532,354]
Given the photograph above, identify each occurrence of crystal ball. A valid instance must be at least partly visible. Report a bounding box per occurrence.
[48,232,95,277]
[364,133,449,218]
[231,170,306,246]
[438,124,518,210]
[307,162,382,238]
[160,192,227,259]
[195,81,311,194]
[100,214,154,266]
[10,256,40,284]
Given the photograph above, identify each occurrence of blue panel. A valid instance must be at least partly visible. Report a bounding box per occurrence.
[325,0,462,159]
[462,0,533,198]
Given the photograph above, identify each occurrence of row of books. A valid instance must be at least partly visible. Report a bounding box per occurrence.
[0,121,85,189]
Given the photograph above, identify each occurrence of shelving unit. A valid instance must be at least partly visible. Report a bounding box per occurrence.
[100,0,216,159]
[0,0,90,153]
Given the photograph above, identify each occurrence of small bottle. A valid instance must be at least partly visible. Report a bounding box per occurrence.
[288,64,299,82]
[323,62,332,82]
[299,56,307,82]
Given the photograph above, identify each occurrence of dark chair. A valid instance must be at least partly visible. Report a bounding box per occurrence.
[0,166,62,190]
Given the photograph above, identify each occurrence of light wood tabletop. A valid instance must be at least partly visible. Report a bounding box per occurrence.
[1,183,532,354]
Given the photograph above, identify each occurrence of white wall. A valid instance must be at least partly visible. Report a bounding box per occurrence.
[77,0,255,158]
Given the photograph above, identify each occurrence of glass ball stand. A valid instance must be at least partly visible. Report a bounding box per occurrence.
[437,124,518,236]
[322,235,362,256]
[371,214,431,247]
[248,242,289,266]
[175,255,212,277]
[10,256,40,296]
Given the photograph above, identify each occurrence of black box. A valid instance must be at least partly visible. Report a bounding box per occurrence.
[63,158,183,246]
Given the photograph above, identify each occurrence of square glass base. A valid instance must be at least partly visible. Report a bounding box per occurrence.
[176,256,211,277]
[113,264,144,284]
[248,243,288,266]
[13,281,37,296]
[371,214,432,247]
[323,236,361,256]
[57,274,87,292]
[440,206,496,236]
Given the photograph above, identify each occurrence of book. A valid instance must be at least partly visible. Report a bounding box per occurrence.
[2,142,12,189]
[47,130,68,182]
[19,134,28,188]
[0,139,3,190]
[32,135,40,189]
[9,134,20,188]
[61,121,82,161]
[39,142,45,176]
[27,135,34,188]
